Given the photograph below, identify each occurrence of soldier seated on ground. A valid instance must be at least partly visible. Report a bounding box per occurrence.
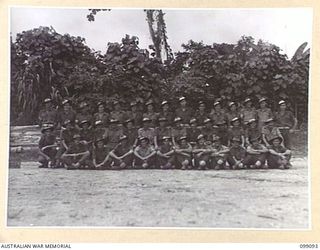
[193,134,213,170]
[109,135,134,169]
[38,124,59,168]
[79,120,93,145]
[134,137,156,169]
[226,137,246,170]
[210,135,229,170]
[92,138,110,170]
[243,136,268,169]
[173,136,193,170]
[156,136,175,169]
[261,118,283,147]
[267,136,292,169]
[61,134,91,170]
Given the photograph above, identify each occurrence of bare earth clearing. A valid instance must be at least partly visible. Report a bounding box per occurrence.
[7,157,308,228]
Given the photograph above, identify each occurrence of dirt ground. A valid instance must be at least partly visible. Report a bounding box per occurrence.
[7,157,309,228]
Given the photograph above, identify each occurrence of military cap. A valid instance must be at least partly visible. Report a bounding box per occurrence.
[119,135,128,142]
[174,117,182,123]
[158,117,167,122]
[264,118,274,124]
[246,118,257,125]
[258,97,267,103]
[228,101,236,107]
[139,136,150,143]
[279,100,286,105]
[161,100,169,106]
[145,100,154,106]
[161,136,171,141]
[189,118,197,124]
[203,118,212,124]
[109,119,119,124]
[142,117,152,123]
[197,134,205,141]
[79,120,90,126]
[97,101,104,106]
[178,96,186,102]
[198,101,205,106]
[177,135,187,141]
[95,120,103,126]
[268,135,283,144]
[213,101,221,106]
[63,119,72,126]
[124,118,134,124]
[113,100,120,106]
[41,124,54,133]
[73,134,81,139]
[130,101,137,107]
[231,117,240,123]
[62,99,70,106]
[244,98,252,103]
[44,98,52,104]
[216,120,227,126]
[79,102,89,109]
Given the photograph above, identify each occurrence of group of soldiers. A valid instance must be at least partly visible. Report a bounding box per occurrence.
[38,96,297,170]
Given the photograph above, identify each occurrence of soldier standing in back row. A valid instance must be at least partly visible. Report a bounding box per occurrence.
[138,117,156,146]
[58,100,76,127]
[38,98,58,128]
[226,101,239,126]
[93,101,109,127]
[127,101,143,128]
[257,97,273,130]
[274,100,297,149]
[75,101,93,128]
[196,101,209,126]
[159,100,174,125]
[110,101,127,123]
[175,97,193,125]
[143,100,159,127]
[241,98,257,124]
[104,119,123,151]
[210,101,227,125]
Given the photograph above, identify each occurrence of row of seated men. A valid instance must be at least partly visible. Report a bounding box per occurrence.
[38,117,292,170]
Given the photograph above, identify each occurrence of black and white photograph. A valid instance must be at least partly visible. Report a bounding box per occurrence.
[8,7,311,228]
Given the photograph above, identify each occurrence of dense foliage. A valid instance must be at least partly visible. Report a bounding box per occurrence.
[10,27,309,126]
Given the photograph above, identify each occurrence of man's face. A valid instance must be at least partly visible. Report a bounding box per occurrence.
[250,122,257,128]
[198,138,205,146]
[147,104,153,112]
[82,123,89,129]
[233,120,240,127]
[180,139,187,147]
[162,104,169,111]
[245,102,252,108]
[45,102,52,109]
[127,121,133,129]
[191,122,196,128]
[74,138,81,144]
[280,104,286,111]
[63,103,70,111]
[180,100,187,107]
[232,141,240,147]
[97,141,104,148]
[230,104,236,111]
[260,101,266,108]
[215,104,221,111]
[272,139,281,146]
[131,105,137,112]
[141,140,148,147]
[159,121,166,127]
[115,104,121,111]
[199,104,205,112]
[98,105,104,113]
[205,122,212,128]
